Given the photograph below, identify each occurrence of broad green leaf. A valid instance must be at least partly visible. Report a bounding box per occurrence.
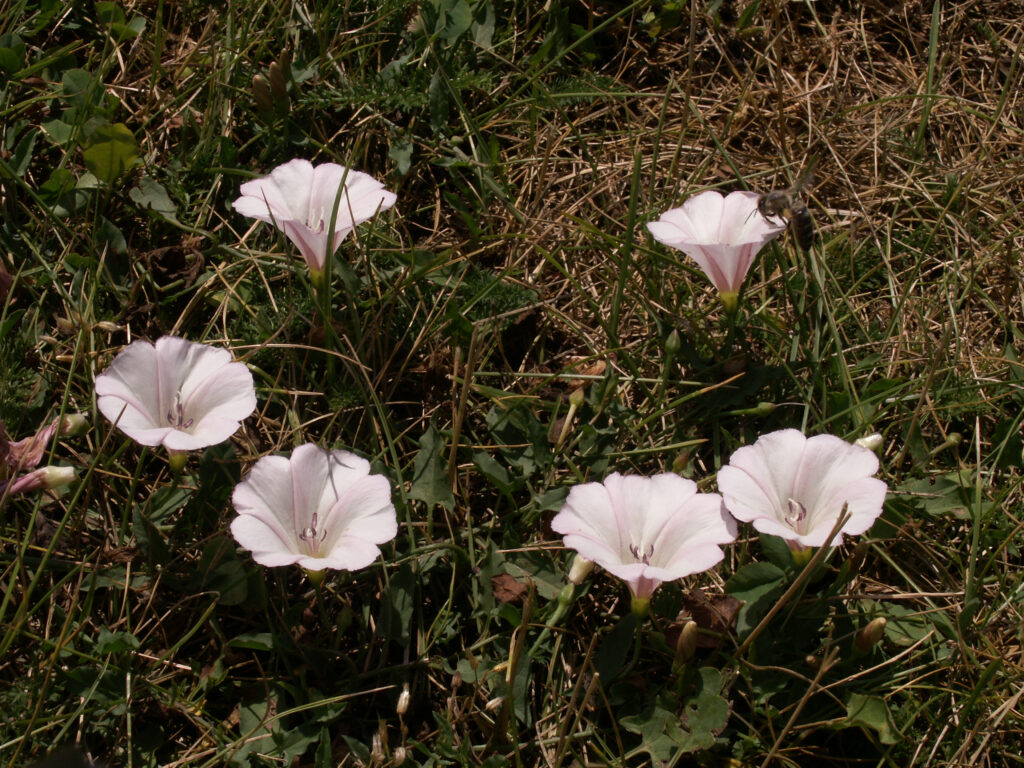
[129,175,180,223]
[82,121,140,182]
[595,613,638,681]
[0,33,26,73]
[6,129,36,177]
[440,0,472,40]
[471,1,496,49]
[428,69,449,132]
[40,119,74,146]
[725,561,787,636]
[842,693,899,744]
[227,632,274,651]
[676,667,730,752]
[408,423,455,510]
[380,561,416,646]
[96,627,140,654]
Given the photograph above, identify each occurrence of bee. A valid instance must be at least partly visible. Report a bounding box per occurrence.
[757,158,817,251]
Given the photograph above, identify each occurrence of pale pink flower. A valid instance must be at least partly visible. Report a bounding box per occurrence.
[230,444,398,571]
[646,190,785,312]
[95,337,256,452]
[550,472,736,601]
[232,159,396,277]
[717,429,888,549]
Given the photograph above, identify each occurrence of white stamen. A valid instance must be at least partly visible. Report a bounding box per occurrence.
[785,498,807,532]
[299,512,328,555]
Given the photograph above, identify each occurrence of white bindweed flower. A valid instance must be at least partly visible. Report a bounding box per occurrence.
[95,336,257,454]
[646,190,786,313]
[232,158,397,280]
[230,444,398,571]
[717,429,888,550]
[550,473,736,606]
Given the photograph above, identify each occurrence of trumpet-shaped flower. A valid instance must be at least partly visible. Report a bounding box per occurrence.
[646,190,786,312]
[717,429,887,550]
[95,337,256,453]
[232,159,397,278]
[550,473,736,603]
[230,444,397,571]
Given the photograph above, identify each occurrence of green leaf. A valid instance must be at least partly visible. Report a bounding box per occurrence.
[428,69,449,133]
[40,119,74,146]
[595,613,638,681]
[314,725,333,768]
[842,693,899,744]
[676,667,730,752]
[725,561,787,637]
[96,215,127,255]
[8,129,37,177]
[408,423,455,510]
[620,702,679,763]
[129,175,180,223]
[389,135,414,176]
[759,533,795,570]
[440,0,472,40]
[471,1,496,49]
[82,121,140,182]
[96,627,141,654]
[0,33,26,74]
[227,632,274,651]
[379,561,416,646]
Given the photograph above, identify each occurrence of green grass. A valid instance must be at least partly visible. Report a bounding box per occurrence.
[2,0,1024,766]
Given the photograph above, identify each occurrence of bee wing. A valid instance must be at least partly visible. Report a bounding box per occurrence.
[791,155,819,194]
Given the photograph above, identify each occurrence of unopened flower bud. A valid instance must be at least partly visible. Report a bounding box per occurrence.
[673,620,699,668]
[41,465,77,489]
[568,386,585,409]
[370,731,385,763]
[930,432,962,456]
[568,554,594,585]
[854,433,883,451]
[95,321,123,333]
[4,465,77,495]
[252,75,274,117]
[664,329,681,356]
[268,61,290,108]
[855,617,887,653]
[393,747,407,765]
[60,414,89,436]
[396,684,410,716]
[485,695,504,712]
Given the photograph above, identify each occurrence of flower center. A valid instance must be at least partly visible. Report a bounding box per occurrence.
[785,498,808,534]
[629,543,654,565]
[299,512,328,556]
[308,206,329,234]
[166,397,194,430]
